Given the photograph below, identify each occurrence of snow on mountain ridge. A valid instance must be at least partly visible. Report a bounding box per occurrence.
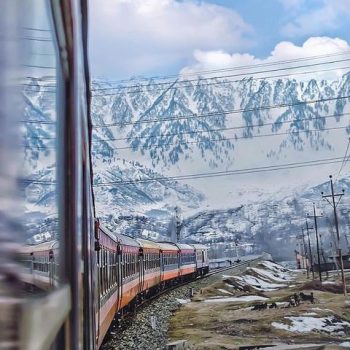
[91,72,350,170]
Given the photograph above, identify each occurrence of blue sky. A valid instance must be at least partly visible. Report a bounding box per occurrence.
[211,0,350,57]
[89,0,350,80]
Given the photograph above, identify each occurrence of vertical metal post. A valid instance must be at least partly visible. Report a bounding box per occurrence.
[306,221,315,280]
[313,203,322,283]
[301,228,309,278]
[329,176,347,295]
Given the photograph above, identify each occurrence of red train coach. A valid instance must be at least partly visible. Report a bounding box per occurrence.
[159,242,180,284]
[137,239,161,295]
[95,225,141,348]
[191,244,209,276]
[176,243,196,279]
[19,241,59,291]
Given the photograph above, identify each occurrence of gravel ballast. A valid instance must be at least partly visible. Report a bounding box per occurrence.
[101,262,256,350]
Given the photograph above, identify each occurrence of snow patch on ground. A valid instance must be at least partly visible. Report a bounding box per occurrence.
[250,267,292,283]
[272,316,350,335]
[217,288,233,295]
[176,298,190,304]
[224,260,293,292]
[231,274,284,291]
[300,312,318,316]
[261,261,291,273]
[311,307,334,313]
[204,295,268,303]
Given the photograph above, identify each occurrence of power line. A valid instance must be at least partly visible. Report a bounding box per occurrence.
[104,125,350,152]
[21,63,350,94]
[92,156,344,187]
[25,112,349,142]
[21,124,350,151]
[19,94,350,127]
[93,95,350,128]
[91,59,350,95]
[93,50,350,85]
[336,138,350,179]
[23,37,52,42]
[22,64,56,70]
[91,112,350,144]
[19,157,344,187]
[23,27,52,32]
[19,178,56,185]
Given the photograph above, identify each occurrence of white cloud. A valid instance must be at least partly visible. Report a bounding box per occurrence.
[281,0,350,37]
[89,0,253,79]
[180,37,350,81]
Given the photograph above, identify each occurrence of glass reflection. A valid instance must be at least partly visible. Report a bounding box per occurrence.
[18,0,60,293]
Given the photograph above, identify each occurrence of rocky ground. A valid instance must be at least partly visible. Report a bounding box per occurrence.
[168,262,350,349]
[101,261,257,350]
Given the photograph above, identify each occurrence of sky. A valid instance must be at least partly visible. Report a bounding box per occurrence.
[89,0,350,80]
[88,0,350,212]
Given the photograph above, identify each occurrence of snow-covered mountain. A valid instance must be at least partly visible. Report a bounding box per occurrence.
[183,176,350,259]
[21,71,350,249]
[91,72,350,168]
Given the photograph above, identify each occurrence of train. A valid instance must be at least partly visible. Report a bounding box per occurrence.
[19,222,209,348]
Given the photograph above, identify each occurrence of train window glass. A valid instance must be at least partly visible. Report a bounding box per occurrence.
[123,252,125,279]
[128,253,130,277]
[15,0,63,294]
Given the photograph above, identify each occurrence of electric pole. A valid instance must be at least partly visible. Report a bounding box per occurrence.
[305,220,315,280]
[321,175,347,295]
[175,206,182,242]
[307,203,323,282]
[319,233,329,279]
[300,227,309,278]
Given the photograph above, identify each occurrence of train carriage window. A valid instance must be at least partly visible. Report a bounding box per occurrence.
[125,252,127,278]
[128,252,130,277]
[13,0,64,295]
[127,252,130,277]
[122,252,125,280]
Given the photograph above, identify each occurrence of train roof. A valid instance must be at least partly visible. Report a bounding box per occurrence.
[98,225,118,242]
[190,244,208,251]
[116,233,140,248]
[20,240,59,253]
[158,242,179,252]
[176,243,195,251]
[99,224,139,247]
[136,238,160,251]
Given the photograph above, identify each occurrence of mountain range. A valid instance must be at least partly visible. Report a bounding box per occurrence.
[21,72,350,256]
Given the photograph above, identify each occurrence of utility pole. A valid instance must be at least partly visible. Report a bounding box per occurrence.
[307,203,323,282]
[175,206,182,242]
[319,233,329,279]
[321,175,347,295]
[306,220,315,280]
[300,227,309,278]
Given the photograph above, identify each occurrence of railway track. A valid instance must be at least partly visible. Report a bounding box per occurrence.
[107,256,262,337]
